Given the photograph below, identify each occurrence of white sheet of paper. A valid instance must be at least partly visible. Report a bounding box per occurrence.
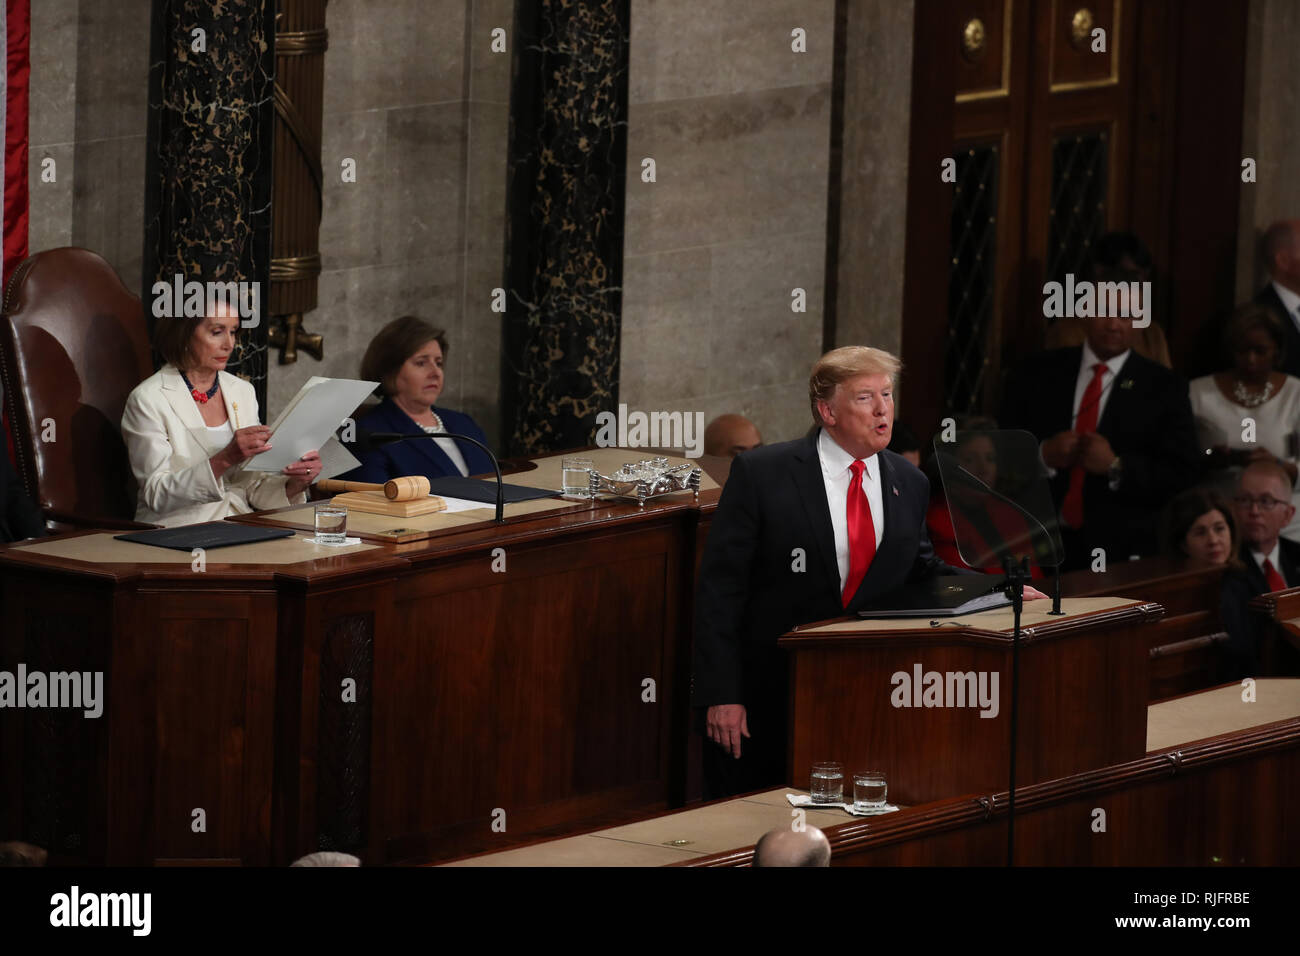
[245,377,378,472]
[315,436,361,480]
[435,495,494,513]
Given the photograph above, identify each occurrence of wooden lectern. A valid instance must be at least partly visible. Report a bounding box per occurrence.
[778,598,1160,805]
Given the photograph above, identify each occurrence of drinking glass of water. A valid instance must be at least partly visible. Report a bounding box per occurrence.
[810,761,844,804]
[561,456,593,497]
[314,503,347,545]
[854,770,887,809]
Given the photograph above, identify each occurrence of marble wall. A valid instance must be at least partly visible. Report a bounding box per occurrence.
[1236,0,1300,299]
[28,0,152,293]
[273,0,512,437]
[620,0,837,445]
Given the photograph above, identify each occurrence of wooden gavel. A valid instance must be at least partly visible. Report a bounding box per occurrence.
[316,476,431,501]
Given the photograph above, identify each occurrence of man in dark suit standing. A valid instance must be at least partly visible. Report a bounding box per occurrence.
[692,346,1044,798]
[1222,460,1300,677]
[1001,308,1198,571]
[1255,220,1300,379]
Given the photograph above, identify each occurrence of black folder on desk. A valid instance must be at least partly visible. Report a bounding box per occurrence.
[426,476,557,504]
[857,573,1010,618]
[115,522,296,552]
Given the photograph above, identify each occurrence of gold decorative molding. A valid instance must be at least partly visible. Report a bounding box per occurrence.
[268,313,324,364]
[961,19,987,62]
[955,0,1013,103]
[1049,0,1121,92]
[277,28,329,56]
[1069,8,1095,50]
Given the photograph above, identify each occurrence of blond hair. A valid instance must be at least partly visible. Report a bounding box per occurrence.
[809,346,902,425]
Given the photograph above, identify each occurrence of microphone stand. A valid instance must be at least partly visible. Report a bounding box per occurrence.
[357,431,507,524]
[1001,554,1028,869]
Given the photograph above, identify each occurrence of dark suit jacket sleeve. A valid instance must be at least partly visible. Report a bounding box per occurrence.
[1114,374,1198,502]
[692,454,762,707]
[2,451,45,542]
[1219,570,1260,680]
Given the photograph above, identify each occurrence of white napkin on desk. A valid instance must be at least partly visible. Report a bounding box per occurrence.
[786,793,900,816]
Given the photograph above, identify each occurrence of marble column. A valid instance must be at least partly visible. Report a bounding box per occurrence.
[501,0,631,455]
[143,0,276,406]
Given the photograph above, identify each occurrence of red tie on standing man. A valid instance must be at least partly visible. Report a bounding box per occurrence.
[842,459,877,606]
[1062,363,1107,528]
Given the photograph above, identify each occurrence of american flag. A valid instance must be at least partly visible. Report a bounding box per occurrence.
[1,0,29,286]
[1,0,27,455]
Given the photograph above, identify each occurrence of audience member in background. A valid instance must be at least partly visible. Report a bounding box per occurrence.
[703,413,762,459]
[1163,488,1240,570]
[887,421,922,467]
[0,841,47,866]
[1043,231,1173,368]
[1001,300,1198,570]
[1226,462,1300,676]
[341,316,494,483]
[924,416,1044,578]
[290,851,361,867]
[752,826,831,867]
[1164,488,1261,680]
[2,448,46,543]
[1256,220,1300,379]
[1233,460,1300,592]
[1190,302,1300,542]
[121,299,320,527]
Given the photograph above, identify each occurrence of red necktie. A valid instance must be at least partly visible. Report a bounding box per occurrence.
[1062,362,1107,528]
[842,460,877,607]
[1263,558,1287,592]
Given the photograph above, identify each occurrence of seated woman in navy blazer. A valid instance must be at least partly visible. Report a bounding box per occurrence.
[342,316,494,482]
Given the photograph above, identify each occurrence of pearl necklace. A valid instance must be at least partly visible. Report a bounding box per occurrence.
[1233,378,1275,408]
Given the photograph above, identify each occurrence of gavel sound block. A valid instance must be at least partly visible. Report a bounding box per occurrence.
[316,476,448,517]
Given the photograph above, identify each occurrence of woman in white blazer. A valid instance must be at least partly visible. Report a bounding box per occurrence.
[121,301,321,527]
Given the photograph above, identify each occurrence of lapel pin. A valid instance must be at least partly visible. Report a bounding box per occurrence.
[892,486,899,496]
[1120,379,1134,389]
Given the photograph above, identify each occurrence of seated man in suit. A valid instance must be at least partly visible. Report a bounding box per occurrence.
[693,346,1044,798]
[2,446,46,543]
[341,316,494,482]
[1222,460,1300,677]
[1001,307,1198,570]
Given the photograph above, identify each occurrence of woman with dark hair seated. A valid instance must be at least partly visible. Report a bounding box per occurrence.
[1162,487,1257,679]
[121,300,320,527]
[341,316,494,482]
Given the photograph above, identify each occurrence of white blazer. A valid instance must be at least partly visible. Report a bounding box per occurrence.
[121,365,304,527]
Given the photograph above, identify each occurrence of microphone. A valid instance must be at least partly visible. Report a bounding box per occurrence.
[942,458,1064,616]
[351,429,507,524]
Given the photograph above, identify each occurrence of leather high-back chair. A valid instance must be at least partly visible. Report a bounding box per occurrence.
[0,247,154,531]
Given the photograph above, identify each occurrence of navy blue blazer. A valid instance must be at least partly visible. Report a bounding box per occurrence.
[341,398,495,482]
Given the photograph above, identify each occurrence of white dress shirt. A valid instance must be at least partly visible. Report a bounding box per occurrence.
[818,428,885,594]
[1249,542,1287,586]
[420,419,469,476]
[1272,280,1300,335]
[1072,341,1131,429]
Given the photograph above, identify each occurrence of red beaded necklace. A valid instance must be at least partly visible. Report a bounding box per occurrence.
[181,369,220,404]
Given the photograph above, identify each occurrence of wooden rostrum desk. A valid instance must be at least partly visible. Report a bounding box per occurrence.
[0,450,722,865]
[437,679,1300,866]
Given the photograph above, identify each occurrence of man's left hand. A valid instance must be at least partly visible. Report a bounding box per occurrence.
[1077,433,1117,475]
[1023,586,1049,601]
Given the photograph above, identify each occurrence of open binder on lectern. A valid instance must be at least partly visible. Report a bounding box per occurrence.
[857,429,1067,618]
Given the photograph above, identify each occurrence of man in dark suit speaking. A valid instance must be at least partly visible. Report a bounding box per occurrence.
[692,346,1044,798]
